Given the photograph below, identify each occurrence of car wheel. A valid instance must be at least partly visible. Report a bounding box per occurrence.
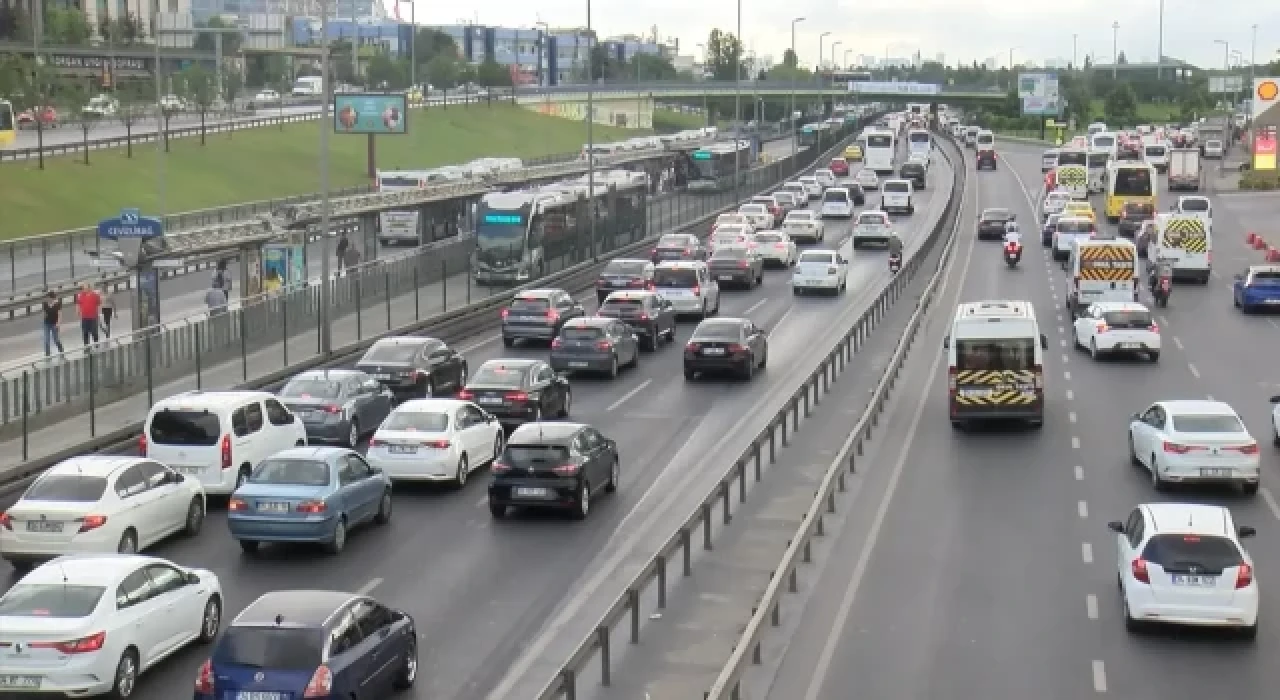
[1149,351,1160,363]
[759,347,768,368]
[325,517,347,555]
[742,356,755,380]
[489,501,507,518]
[374,489,394,523]
[117,528,138,554]
[183,497,205,536]
[699,300,708,320]
[1129,434,1143,466]
[606,457,619,493]
[346,418,360,448]
[422,378,435,398]
[239,540,260,554]
[1150,455,1168,492]
[560,390,572,418]
[1122,593,1143,633]
[641,332,656,352]
[454,455,469,488]
[1242,481,1260,496]
[1240,621,1259,641]
[106,648,139,700]
[684,367,696,380]
[503,336,515,348]
[572,481,591,520]
[197,596,222,644]
[1089,339,1101,360]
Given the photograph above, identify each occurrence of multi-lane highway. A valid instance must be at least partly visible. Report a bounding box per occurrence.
[3,105,322,151]
[0,139,956,700]
[761,137,1280,700]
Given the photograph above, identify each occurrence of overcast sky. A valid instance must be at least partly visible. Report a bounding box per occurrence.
[395,0,1279,70]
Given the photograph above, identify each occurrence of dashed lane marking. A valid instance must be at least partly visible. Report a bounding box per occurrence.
[1270,319,1279,330]
[1188,363,1200,379]
[1260,487,1280,522]
[1066,389,1074,400]
[744,297,769,315]
[1069,411,1078,423]
[1062,354,1069,364]
[1074,465,1084,480]
[1078,500,1088,518]
[1082,542,1093,563]
[606,378,653,412]
[1064,371,1072,380]
[1086,594,1099,619]
[1092,660,1108,693]
[1172,336,1184,350]
[1072,436,1081,449]
[459,334,501,353]
[1158,314,1169,326]
[357,577,384,595]
[1060,338,1068,348]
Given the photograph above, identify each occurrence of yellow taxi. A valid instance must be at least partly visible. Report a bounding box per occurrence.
[1062,201,1096,224]
[844,144,863,161]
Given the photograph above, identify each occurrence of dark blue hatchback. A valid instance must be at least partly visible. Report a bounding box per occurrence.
[194,590,416,700]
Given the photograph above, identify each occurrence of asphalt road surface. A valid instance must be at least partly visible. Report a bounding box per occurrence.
[4,105,323,151]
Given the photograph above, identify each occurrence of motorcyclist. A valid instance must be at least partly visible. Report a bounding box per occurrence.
[1002,221,1023,248]
[887,231,904,256]
[1149,259,1173,292]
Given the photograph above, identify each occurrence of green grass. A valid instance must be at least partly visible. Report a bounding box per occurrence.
[0,104,645,238]
[653,108,711,132]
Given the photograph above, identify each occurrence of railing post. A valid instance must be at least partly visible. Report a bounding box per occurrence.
[22,370,30,461]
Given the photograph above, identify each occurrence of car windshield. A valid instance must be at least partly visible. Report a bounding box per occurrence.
[148,409,221,446]
[1141,534,1242,573]
[712,248,748,260]
[602,260,647,276]
[248,459,331,486]
[883,182,909,193]
[24,474,107,502]
[786,212,813,221]
[280,378,342,399]
[381,411,449,432]
[0,584,106,618]
[561,326,605,340]
[692,322,742,342]
[1101,310,1152,328]
[362,342,422,363]
[799,252,836,265]
[1170,414,1245,433]
[470,364,529,388]
[215,627,326,670]
[654,268,700,287]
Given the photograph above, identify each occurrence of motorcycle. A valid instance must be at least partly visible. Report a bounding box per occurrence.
[1148,261,1173,307]
[888,252,902,274]
[1003,241,1023,268]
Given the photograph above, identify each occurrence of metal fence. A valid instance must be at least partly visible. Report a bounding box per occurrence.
[0,123,852,490]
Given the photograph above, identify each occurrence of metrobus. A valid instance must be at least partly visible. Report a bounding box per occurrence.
[864,129,897,175]
[906,128,932,158]
[1105,163,1156,223]
[374,168,468,246]
[472,174,648,284]
[798,122,832,148]
[832,70,873,88]
[0,99,15,148]
[687,140,753,192]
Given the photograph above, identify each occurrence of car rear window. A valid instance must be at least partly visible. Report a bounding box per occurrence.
[248,459,331,486]
[754,233,782,243]
[503,445,571,466]
[561,326,605,341]
[1122,203,1154,217]
[509,297,551,311]
[1252,271,1280,283]
[787,211,813,221]
[655,269,699,287]
[362,342,422,363]
[1180,199,1209,212]
[24,474,108,502]
[858,214,885,225]
[382,411,449,432]
[1057,220,1094,234]
[658,235,691,247]
[600,298,645,312]
[981,209,1011,221]
[148,409,221,446]
[822,190,848,203]
[691,322,742,342]
[740,205,766,214]
[0,584,105,618]
[799,252,835,265]
[470,364,529,388]
[602,260,647,276]
[883,182,909,193]
[1102,310,1152,328]
[1170,414,1244,433]
[280,378,342,399]
[215,627,326,670]
[1141,534,1242,573]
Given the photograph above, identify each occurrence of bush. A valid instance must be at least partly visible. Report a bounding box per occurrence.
[1239,170,1280,190]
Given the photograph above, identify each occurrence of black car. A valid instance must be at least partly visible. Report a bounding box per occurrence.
[683,317,768,380]
[459,359,571,426]
[595,290,677,350]
[1117,201,1154,237]
[899,162,927,190]
[651,233,707,263]
[488,421,618,519]
[549,318,641,377]
[977,208,1015,240]
[501,289,585,347]
[278,369,394,447]
[1041,214,1061,247]
[706,246,764,289]
[595,258,655,304]
[976,148,997,170]
[846,183,867,206]
[354,336,468,400]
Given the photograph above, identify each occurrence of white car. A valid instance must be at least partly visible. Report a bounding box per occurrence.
[1042,191,1070,220]
[253,89,281,103]
[1071,302,1160,361]
[1128,400,1260,494]
[1108,503,1258,637]
[0,456,207,568]
[1041,149,1060,172]
[852,210,894,248]
[1203,139,1224,158]
[752,230,797,267]
[711,213,754,235]
[782,210,825,243]
[0,553,223,696]
[879,179,914,215]
[820,187,854,219]
[710,226,753,252]
[366,399,505,485]
[814,168,837,189]
[793,249,848,295]
[81,95,118,118]
[780,181,807,202]
[654,261,721,317]
[737,203,774,230]
[797,176,823,200]
[854,168,880,191]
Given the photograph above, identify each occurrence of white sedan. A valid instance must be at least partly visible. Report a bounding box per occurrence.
[814,168,837,189]
[854,168,879,191]
[1128,400,1260,494]
[0,456,206,568]
[797,176,823,199]
[366,398,505,485]
[782,210,825,243]
[1071,302,1160,361]
[737,203,774,230]
[0,553,223,696]
[1109,503,1258,637]
[752,230,797,267]
[793,249,848,295]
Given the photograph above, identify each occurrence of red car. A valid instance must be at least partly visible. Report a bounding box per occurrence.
[829,158,850,177]
[16,106,58,129]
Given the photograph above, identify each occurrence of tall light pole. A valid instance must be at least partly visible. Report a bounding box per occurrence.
[1008,46,1019,89]
[1111,21,1120,80]
[1156,0,1164,80]
[1250,24,1259,89]
[586,0,596,260]
[697,42,708,123]
[1214,39,1229,71]
[733,0,741,203]
[318,0,333,353]
[819,31,831,74]
[790,17,805,159]
[844,49,852,70]
[152,0,165,216]
[1072,33,1078,70]
[535,21,549,87]
[408,0,416,90]
[831,40,842,75]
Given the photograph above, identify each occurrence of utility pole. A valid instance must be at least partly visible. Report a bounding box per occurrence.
[819,31,830,76]
[152,0,165,217]
[790,17,805,161]
[1072,34,1078,70]
[1250,24,1258,91]
[733,0,742,203]
[409,0,415,91]
[1111,21,1119,80]
[586,0,596,260]
[318,0,333,353]
[1156,0,1164,80]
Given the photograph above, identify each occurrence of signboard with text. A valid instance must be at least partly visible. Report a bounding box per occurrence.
[849,82,940,96]
[333,93,408,135]
[1251,78,1280,170]
[48,54,149,71]
[1253,126,1276,171]
[1019,72,1061,116]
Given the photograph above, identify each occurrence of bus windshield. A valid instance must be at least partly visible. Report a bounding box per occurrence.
[1057,151,1087,167]
[1112,168,1153,197]
[955,338,1036,371]
[1093,135,1116,150]
[908,131,930,144]
[866,134,892,148]
[475,210,526,253]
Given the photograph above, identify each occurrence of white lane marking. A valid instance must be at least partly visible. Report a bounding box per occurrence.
[1206,394,1214,401]
[1188,363,1200,379]
[1057,314,1063,322]
[606,378,653,412]
[1270,319,1280,330]
[1078,500,1088,518]
[1066,389,1074,400]
[1072,436,1081,449]
[1058,326,1064,334]
[1082,541,1093,563]
[1086,594,1099,619]
[1173,336,1184,350]
[459,334,501,353]
[768,308,794,339]
[357,577,384,595]
[1092,660,1108,693]
[1069,411,1078,423]
[1260,487,1280,522]
[1062,354,1069,364]
[1158,314,1169,326]
[1064,371,1072,380]
[744,297,769,315]
[1074,465,1084,480]
[1059,338,1067,347]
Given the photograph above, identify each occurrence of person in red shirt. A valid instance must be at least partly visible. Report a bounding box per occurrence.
[1044,169,1057,192]
[75,283,102,347]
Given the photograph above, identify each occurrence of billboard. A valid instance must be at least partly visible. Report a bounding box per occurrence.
[1019,73,1061,116]
[1252,78,1280,170]
[1253,127,1276,171]
[333,93,408,134]
[1208,75,1245,94]
[1252,78,1279,119]
[849,82,940,95]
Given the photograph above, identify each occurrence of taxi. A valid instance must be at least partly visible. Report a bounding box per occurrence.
[1062,201,1096,224]
[844,143,863,162]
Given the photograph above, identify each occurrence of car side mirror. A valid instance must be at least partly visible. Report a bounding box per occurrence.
[368,465,383,475]
[1234,274,1244,281]
[1269,396,1280,404]
[1131,412,1142,421]
[1040,334,1048,350]
[185,572,202,584]
[1107,521,1125,534]
[556,371,570,380]
[1239,526,1257,538]
[942,335,950,349]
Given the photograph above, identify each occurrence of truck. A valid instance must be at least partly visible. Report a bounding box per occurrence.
[1166,148,1201,192]
[1195,117,1229,158]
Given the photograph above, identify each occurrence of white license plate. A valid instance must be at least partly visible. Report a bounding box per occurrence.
[717,274,735,281]
[0,676,41,689]
[237,693,284,700]
[388,445,417,454]
[174,466,204,475]
[25,521,63,533]
[514,487,549,498]
[372,374,391,381]
[256,502,291,513]
[1200,468,1232,477]
[703,348,726,355]
[568,361,589,368]
[1118,342,1144,348]
[959,389,993,398]
[478,397,503,405]
[1171,574,1218,586]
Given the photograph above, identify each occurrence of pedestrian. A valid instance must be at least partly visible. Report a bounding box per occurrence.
[75,282,102,347]
[342,243,361,272]
[336,232,350,271]
[100,286,116,338]
[212,259,233,295]
[41,290,65,357]
[205,280,229,315]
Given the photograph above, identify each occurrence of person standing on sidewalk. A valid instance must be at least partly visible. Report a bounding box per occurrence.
[336,232,350,272]
[100,285,117,338]
[75,282,102,347]
[41,291,65,356]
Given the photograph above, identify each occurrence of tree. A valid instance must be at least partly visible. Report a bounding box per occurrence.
[1178,78,1212,122]
[194,17,243,55]
[365,52,407,89]
[58,77,100,165]
[475,59,512,88]
[1,56,54,169]
[425,54,459,90]
[179,65,216,145]
[44,7,91,45]
[631,53,676,81]
[1116,51,1128,65]
[589,44,615,81]
[1103,82,1138,125]
[705,29,744,82]
[782,48,798,69]
[115,81,149,158]
[221,66,244,109]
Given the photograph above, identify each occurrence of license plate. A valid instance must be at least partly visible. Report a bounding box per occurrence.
[373,374,391,381]
[25,521,63,533]
[256,501,291,513]
[514,487,549,498]
[703,347,725,355]
[1119,343,1143,349]
[236,693,284,700]
[718,275,735,281]
[388,445,417,454]
[0,676,41,689]
[1200,468,1232,477]
[478,397,503,405]
[567,361,589,368]
[959,389,993,398]
[1171,574,1218,586]
[1265,299,1280,304]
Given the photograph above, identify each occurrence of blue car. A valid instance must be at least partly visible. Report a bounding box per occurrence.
[194,590,417,700]
[1233,265,1280,313]
[228,447,393,555]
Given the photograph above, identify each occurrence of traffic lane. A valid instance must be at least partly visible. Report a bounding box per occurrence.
[6,106,323,150]
[770,161,1095,700]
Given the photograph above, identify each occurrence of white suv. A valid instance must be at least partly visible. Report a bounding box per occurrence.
[653,262,721,318]
[1109,503,1258,637]
[143,390,307,495]
[879,179,914,216]
[1071,302,1160,361]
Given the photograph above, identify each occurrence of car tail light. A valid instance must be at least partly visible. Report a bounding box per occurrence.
[629,279,646,287]
[367,437,381,447]
[686,342,701,353]
[595,279,606,287]
[1207,251,1212,265]
[738,261,749,269]
[1149,322,1159,333]
[1163,441,1202,454]
[33,631,106,654]
[195,659,215,694]
[651,247,658,255]
[1032,365,1044,390]
[1236,563,1254,588]
[595,340,612,350]
[552,463,580,476]
[546,310,560,321]
[491,461,511,474]
[551,338,564,349]
[501,308,510,319]
[775,243,787,249]
[423,439,451,449]
[1131,558,1150,584]
[0,512,11,531]
[296,501,327,514]
[322,404,342,414]
[1228,443,1259,455]
[692,285,701,296]
[457,389,474,400]
[637,313,650,321]
[947,367,957,392]
[505,391,529,402]
[229,498,247,511]
[645,281,655,291]
[78,515,107,533]
[138,433,147,455]
[727,343,747,354]
[1095,322,1108,334]
[220,434,232,470]
[302,665,333,698]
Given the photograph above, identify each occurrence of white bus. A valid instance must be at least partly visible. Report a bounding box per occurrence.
[864,130,897,175]
[906,128,932,159]
[292,76,323,97]
[374,169,467,245]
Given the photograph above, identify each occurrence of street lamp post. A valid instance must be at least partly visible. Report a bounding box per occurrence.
[733,0,742,203]
[586,0,596,260]
[318,0,333,353]
[1156,0,1164,80]
[844,49,851,70]
[1214,39,1229,71]
[790,17,805,160]
[1072,33,1078,70]
[819,31,831,76]
[1008,46,1019,89]
[536,21,549,86]
[1250,24,1258,89]
[1111,21,1119,80]
[831,41,842,75]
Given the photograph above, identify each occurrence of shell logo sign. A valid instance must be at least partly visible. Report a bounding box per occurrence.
[1253,78,1280,119]
[1258,80,1279,102]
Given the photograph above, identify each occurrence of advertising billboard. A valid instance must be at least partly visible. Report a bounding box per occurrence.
[333,93,408,134]
[1251,79,1280,170]
[1019,73,1061,116]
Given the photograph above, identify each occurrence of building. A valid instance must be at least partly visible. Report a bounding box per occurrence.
[935,52,945,66]
[287,16,410,55]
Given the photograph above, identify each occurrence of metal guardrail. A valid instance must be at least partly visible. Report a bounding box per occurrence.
[529,128,965,700]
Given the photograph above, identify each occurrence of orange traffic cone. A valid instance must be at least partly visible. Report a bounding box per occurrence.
[1246,232,1259,245]
[1268,247,1280,263]
[1255,237,1269,250]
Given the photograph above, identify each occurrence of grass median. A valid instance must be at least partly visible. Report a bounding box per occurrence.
[0,104,643,239]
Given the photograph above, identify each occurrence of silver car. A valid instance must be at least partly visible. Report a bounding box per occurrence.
[549,318,640,378]
[277,369,395,447]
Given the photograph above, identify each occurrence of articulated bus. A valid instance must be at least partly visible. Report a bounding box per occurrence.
[798,122,831,148]
[1105,163,1156,223]
[687,140,753,192]
[374,168,469,246]
[0,99,15,148]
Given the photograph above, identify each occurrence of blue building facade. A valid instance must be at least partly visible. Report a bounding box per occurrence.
[289,17,410,56]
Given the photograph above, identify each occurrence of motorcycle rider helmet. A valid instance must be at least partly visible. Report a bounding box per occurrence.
[1005,220,1019,234]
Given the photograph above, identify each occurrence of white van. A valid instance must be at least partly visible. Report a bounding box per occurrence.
[975,129,995,152]
[1144,143,1170,173]
[879,179,915,215]
[1149,213,1211,283]
[820,187,855,218]
[1087,122,1108,137]
[1090,131,1118,159]
[291,76,323,97]
[143,390,308,495]
[943,300,1048,429]
[653,261,721,317]
[1065,239,1139,317]
[814,168,837,189]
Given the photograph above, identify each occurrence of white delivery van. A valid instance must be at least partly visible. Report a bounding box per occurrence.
[1065,239,1139,317]
[879,179,915,215]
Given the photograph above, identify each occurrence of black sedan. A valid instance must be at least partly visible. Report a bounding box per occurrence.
[595,290,677,350]
[594,258,655,304]
[354,336,468,400]
[458,359,571,426]
[549,318,640,378]
[1117,201,1154,238]
[1041,214,1061,247]
[707,247,764,289]
[976,148,997,170]
[488,421,618,519]
[977,208,1015,240]
[278,369,394,447]
[501,288,585,347]
[899,162,927,190]
[651,233,707,263]
[684,317,768,380]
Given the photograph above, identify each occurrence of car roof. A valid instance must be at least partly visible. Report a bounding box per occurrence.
[695,317,747,330]
[269,446,351,461]
[25,554,173,585]
[46,455,148,478]
[1058,216,1094,224]
[1089,301,1148,312]
[1141,503,1233,538]
[293,369,365,382]
[1157,399,1237,416]
[478,358,538,371]
[395,398,467,412]
[154,390,275,410]
[563,317,615,328]
[512,289,562,299]
[234,590,361,628]
[508,421,586,444]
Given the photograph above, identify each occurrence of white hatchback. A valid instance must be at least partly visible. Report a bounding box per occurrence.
[737,203,773,230]
[792,250,848,295]
[1128,400,1260,493]
[1109,503,1258,637]
[820,188,854,219]
[366,399,505,485]
[1071,302,1160,361]
[752,230,797,267]
[814,168,837,189]
[855,169,880,191]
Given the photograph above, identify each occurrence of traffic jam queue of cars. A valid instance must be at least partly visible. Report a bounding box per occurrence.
[0,121,945,698]
[950,122,1280,641]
